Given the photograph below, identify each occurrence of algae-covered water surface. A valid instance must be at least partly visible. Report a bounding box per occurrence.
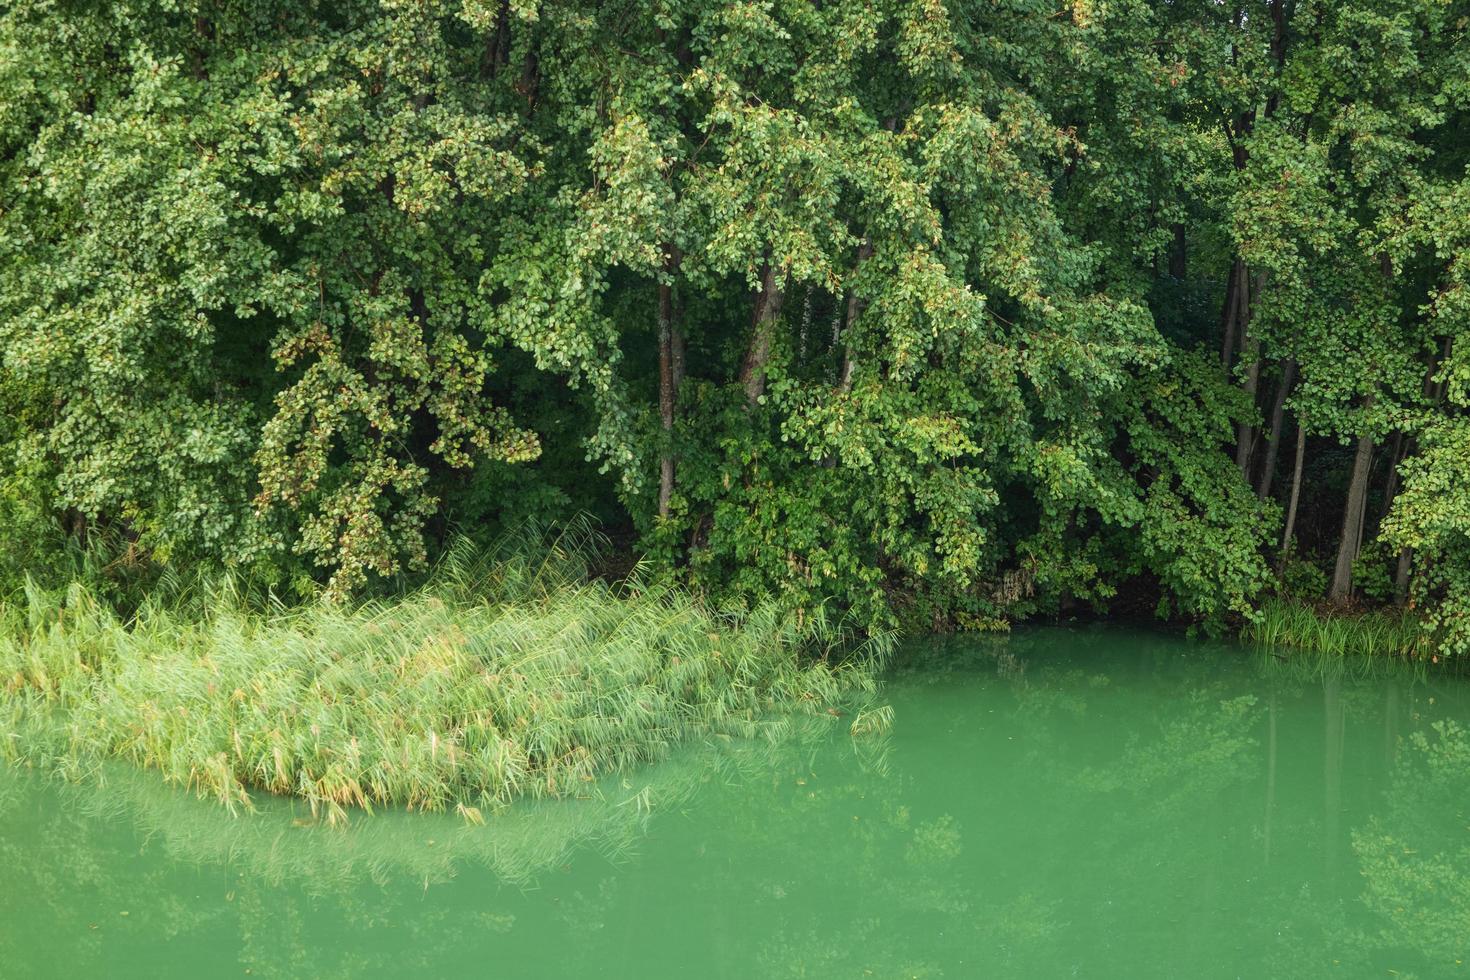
[4,628,1469,978]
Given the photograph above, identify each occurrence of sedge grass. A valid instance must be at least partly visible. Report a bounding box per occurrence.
[1244,597,1426,663]
[0,530,891,821]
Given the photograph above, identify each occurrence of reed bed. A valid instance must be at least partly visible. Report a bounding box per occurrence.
[0,532,890,822]
[1244,597,1426,662]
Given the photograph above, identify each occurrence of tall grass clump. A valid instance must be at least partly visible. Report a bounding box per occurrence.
[1245,597,1426,662]
[0,526,891,822]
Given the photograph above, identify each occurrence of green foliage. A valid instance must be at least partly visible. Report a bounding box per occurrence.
[2,0,1470,647]
[1089,348,1275,623]
[1385,403,1470,657]
[1278,557,1329,603]
[1352,543,1398,605]
[0,378,67,595]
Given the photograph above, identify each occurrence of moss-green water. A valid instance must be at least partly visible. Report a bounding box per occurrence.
[4,626,1470,978]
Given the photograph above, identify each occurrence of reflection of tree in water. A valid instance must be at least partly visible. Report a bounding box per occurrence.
[0,716,854,979]
[732,629,1470,978]
[1352,720,1470,970]
[5,630,1470,979]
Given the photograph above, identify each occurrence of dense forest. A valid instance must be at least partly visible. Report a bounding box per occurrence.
[4,0,1470,655]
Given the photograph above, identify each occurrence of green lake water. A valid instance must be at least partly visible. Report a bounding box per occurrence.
[4,627,1470,978]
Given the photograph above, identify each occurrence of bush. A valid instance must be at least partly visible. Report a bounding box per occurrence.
[1277,556,1328,602]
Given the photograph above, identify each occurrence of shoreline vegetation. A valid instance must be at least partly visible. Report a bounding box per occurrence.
[6,1,1470,821]
[1,532,892,823]
[1,530,1454,822]
[1243,598,1428,664]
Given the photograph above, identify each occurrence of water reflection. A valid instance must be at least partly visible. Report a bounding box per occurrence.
[3,628,1469,978]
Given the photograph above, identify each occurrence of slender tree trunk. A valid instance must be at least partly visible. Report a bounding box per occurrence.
[483,0,511,77]
[827,302,843,385]
[1377,428,1416,599]
[820,240,874,469]
[838,239,873,395]
[517,43,540,110]
[1380,341,1446,604]
[1379,430,1405,524]
[1234,269,1264,476]
[65,508,89,547]
[1393,547,1412,606]
[797,290,813,365]
[1169,223,1188,280]
[191,17,213,80]
[1257,357,1297,500]
[1329,426,1375,604]
[1221,258,1243,371]
[1376,341,1435,525]
[1280,420,1306,568]
[656,269,677,519]
[1433,336,1453,402]
[739,262,785,405]
[1235,353,1261,474]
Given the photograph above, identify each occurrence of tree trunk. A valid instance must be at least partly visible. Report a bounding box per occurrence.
[1378,430,1406,527]
[1169,223,1188,280]
[1433,336,1453,402]
[517,43,540,110]
[1220,258,1243,371]
[827,301,844,384]
[1376,339,1438,526]
[1257,357,1296,500]
[739,262,785,406]
[191,17,213,80]
[838,239,873,395]
[656,271,677,518]
[1234,358,1261,474]
[483,0,511,77]
[1393,547,1412,606]
[1328,427,1375,605]
[1279,419,1306,568]
[797,290,813,365]
[1235,268,1264,477]
[1379,341,1446,603]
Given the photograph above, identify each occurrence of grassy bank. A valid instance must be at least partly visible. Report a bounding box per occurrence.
[1,535,890,822]
[1244,597,1426,661]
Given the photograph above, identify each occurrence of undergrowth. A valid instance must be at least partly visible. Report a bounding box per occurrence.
[0,526,891,822]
